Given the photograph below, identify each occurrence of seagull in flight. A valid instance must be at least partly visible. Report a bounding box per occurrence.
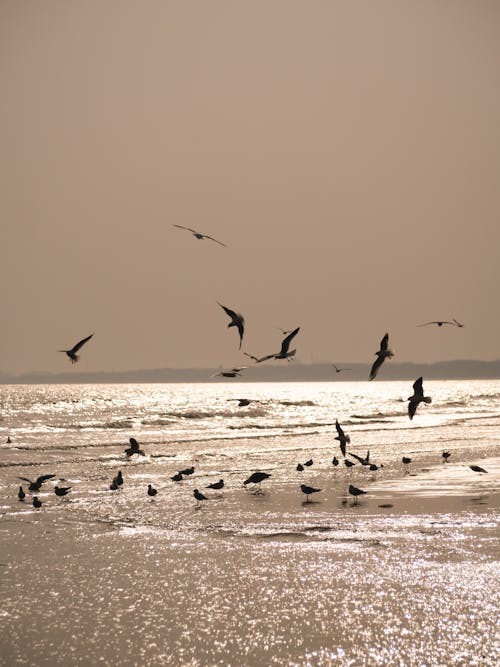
[407,377,432,420]
[173,224,227,247]
[124,437,145,457]
[417,318,464,328]
[59,334,94,364]
[369,333,394,381]
[255,327,300,363]
[212,366,247,378]
[218,303,245,349]
[335,420,350,457]
[332,364,352,373]
[18,474,56,492]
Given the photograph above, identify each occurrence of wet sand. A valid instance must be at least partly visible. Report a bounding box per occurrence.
[1,457,499,666]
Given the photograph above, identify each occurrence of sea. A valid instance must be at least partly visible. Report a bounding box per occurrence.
[1,380,499,666]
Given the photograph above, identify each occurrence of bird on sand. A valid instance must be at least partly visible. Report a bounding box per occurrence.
[18,486,25,502]
[349,451,371,466]
[243,471,271,491]
[173,224,227,247]
[407,377,432,420]
[335,420,351,457]
[147,484,158,498]
[417,319,464,328]
[344,459,355,470]
[18,474,56,492]
[332,364,352,373]
[255,327,300,363]
[369,333,394,381]
[300,484,321,502]
[59,334,94,364]
[110,479,120,491]
[212,367,247,378]
[218,303,245,349]
[179,467,195,476]
[348,484,367,505]
[32,496,42,509]
[402,456,412,473]
[332,456,339,467]
[206,479,224,495]
[442,451,451,463]
[296,463,304,472]
[114,471,123,486]
[470,465,488,474]
[124,437,145,457]
[194,489,208,506]
[304,459,313,467]
[171,472,183,482]
[54,485,71,497]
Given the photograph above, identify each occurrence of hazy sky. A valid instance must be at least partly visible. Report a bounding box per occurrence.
[2,1,499,375]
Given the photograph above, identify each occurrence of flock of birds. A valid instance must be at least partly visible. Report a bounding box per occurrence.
[12,225,486,512]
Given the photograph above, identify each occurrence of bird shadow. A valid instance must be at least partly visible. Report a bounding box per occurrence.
[302,500,321,506]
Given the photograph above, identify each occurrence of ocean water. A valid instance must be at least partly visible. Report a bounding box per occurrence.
[1,380,499,666]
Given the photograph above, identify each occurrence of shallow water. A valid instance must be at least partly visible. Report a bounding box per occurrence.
[1,381,499,665]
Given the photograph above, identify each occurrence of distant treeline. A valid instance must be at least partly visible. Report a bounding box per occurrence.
[1,360,500,384]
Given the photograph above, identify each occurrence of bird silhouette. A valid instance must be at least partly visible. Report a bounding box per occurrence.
[32,496,42,509]
[304,459,313,467]
[332,456,339,467]
[300,484,321,502]
[470,465,488,474]
[173,224,227,247]
[402,456,412,473]
[296,463,304,472]
[344,459,355,470]
[349,451,370,466]
[255,327,300,363]
[417,318,464,328]
[408,377,432,420]
[212,367,247,378]
[243,471,271,492]
[218,303,245,349]
[335,420,351,457]
[332,364,352,373]
[124,437,145,457]
[59,334,93,364]
[228,398,252,407]
[18,474,56,492]
[171,472,183,482]
[194,489,208,506]
[348,484,367,505]
[18,486,25,502]
[206,479,224,495]
[54,485,71,497]
[179,467,195,476]
[442,451,451,463]
[147,484,158,498]
[369,333,394,381]
[114,471,123,486]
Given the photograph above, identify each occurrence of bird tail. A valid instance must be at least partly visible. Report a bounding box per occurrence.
[424,396,432,404]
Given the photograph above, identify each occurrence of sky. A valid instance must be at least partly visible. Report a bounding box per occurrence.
[1,1,500,375]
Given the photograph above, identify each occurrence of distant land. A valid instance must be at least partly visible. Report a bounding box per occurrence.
[1,360,500,384]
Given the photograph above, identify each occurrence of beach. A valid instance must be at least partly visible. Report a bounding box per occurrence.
[1,382,499,666]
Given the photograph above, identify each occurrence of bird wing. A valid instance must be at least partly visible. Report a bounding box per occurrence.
[408,399,418,420]
[335,420,343,438]
[237,322,244,348]
[452,318,464,327]
[280,327,300,354]
[203,234,227,247]
[379,333,389,351]
[369,355,384,381]
[218,302,239,321]
[129,437,139,450]
[36,474,56,484]
[412,376,424,397]
[18,477,33,484]
[70,334,93,354]
[173,224,198,234]
[416,322,435,327]
[348,452,365,464]
[243,352,259,362]
[255,353,276,363]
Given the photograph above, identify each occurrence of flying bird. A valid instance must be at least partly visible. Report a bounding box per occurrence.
[18,474,56,492]
[300,484,321,502]
[212,367,247,378]
[59,334,94,364]
[349,451,371,466]
[243,352,260,363]
[332,365,352,373]
[54,485,71,497]
[348,484,367,505]
[469,465,488,474]
[407,377,432,420]
[369,333,394,381]
[417,318,464,328]
[173,224,227,247]
[218,303,245,349]
[256,327,300,363]
[124,437,145,457]
[335,420,351,457]
[228,398,252,407]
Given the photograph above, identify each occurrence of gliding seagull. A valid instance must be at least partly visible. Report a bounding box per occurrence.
[173,225,227,247]
[417,319,464,328]
[369,333,394,381]
[59,334,93,364]
[255,327,300,363]
[335,420,350,457]
[407,377,432,420]
[218,303,245,349]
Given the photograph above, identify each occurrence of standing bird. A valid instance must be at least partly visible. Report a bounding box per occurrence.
[304,459,313,467]
[300,484,321,502]
[206,479,224,495]
[344,459,355,471]
[442,451,451,463]
[124,437,145,457]
[171,472,183,482]
[402,456,412,473]
[335,420,351,457]
[173,224,227,247]
[147,484,158,498]
[296,463,304,472]
[32,496,42,509]
[369,333,394,381]
[179,467,195,476]
[114,471,124,487]
[469,465,488,474]
[243,471,271,492]
[59,334,94,364]
[194,489,208,507]
[407,377,432,420]
[218,303,245,349]
[18,474,56,492]
[332,456,339,467]
[18,486,26,502]
[256,327,301,363]
[348,484,367,505]
[54,485,71,498]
